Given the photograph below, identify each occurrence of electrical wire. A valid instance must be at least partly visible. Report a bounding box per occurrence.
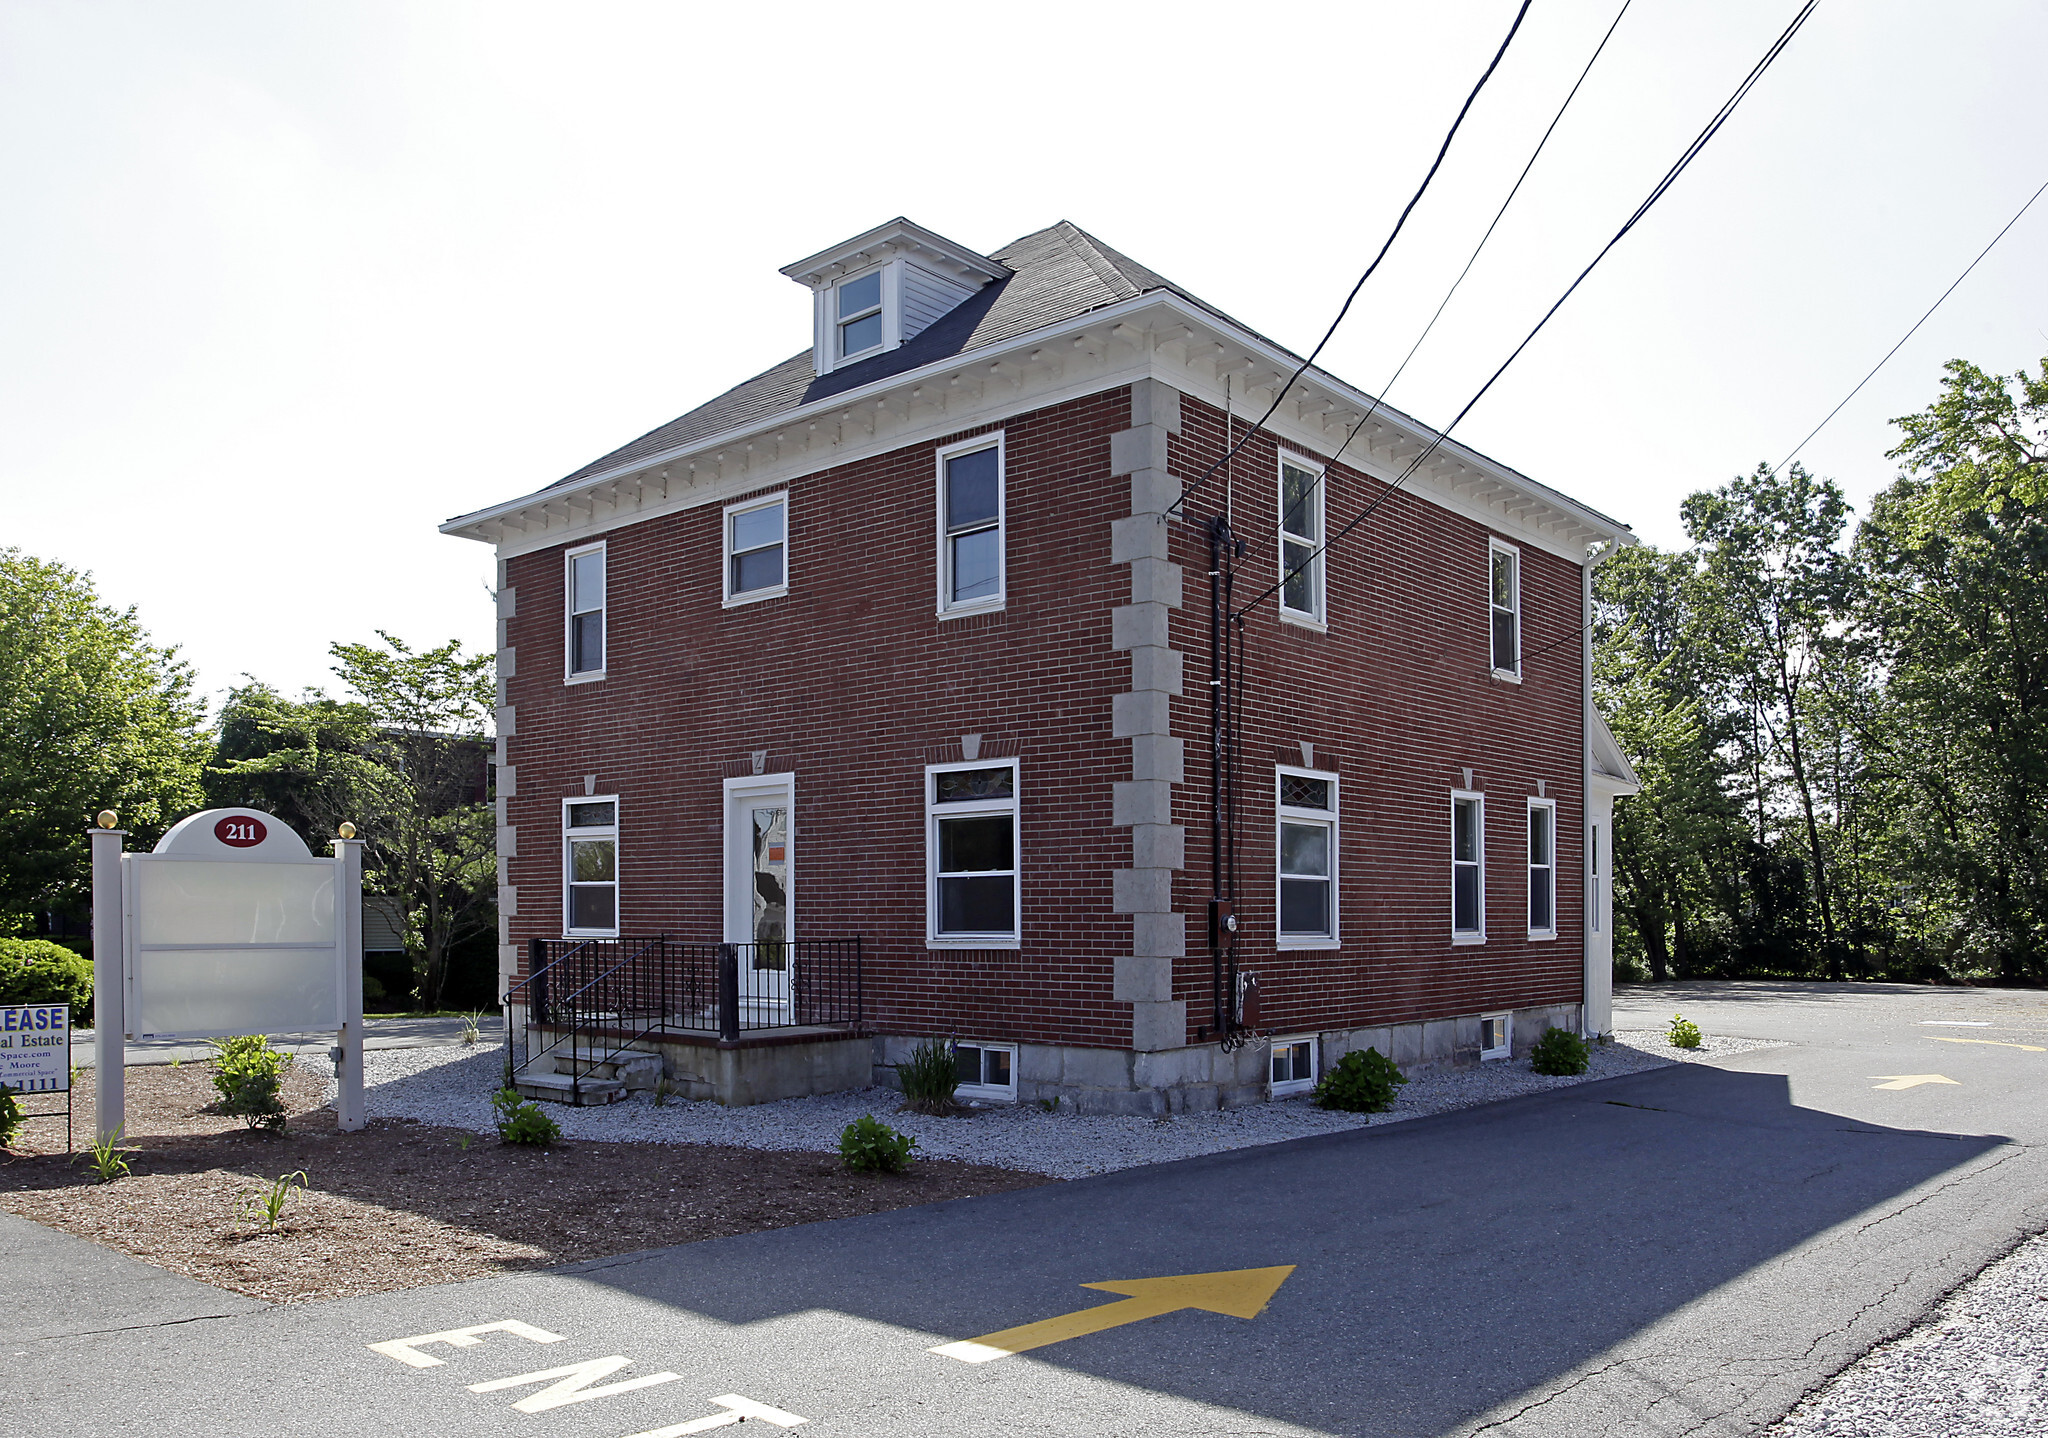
[1765,176,2048,480]
[1164,0,1534,519]
[1235,0,1820,622]
[1508,171,2048,675]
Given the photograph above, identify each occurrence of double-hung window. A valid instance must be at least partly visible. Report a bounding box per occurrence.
[563,798,619,936]
[927,760,1019,945]
[938,435,1004,612]
[724,494,787,604]
[566,543,605,680]
[836,270,884,361]
[1490,541,1520,677]
[1280,455,1325,624]
[1277,768,1338,946]
[1528,798,1557,938]
[1452,790,1485,942]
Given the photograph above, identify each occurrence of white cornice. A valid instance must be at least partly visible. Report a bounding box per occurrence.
[442,291,1635,565]
[778,217,1009,291]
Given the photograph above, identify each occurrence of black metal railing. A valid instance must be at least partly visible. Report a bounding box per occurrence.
[504,936,863,1102]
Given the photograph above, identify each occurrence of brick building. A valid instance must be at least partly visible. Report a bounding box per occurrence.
[441,218,1639,1112]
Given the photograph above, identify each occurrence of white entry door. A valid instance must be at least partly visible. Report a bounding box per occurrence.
[724,777,793,1012]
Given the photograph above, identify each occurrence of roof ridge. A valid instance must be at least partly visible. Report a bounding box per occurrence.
[1053,220,1141,302]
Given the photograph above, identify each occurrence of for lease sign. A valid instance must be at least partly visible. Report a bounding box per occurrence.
[0,1004,70,1093]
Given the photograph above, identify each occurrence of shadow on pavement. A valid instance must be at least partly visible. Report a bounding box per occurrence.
[565,1062,2006,1437]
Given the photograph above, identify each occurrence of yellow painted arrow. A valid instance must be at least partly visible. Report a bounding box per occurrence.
[1932,1036,2046,1052]
[1870,1074,1961,1090]
[929,1266,1296,1364]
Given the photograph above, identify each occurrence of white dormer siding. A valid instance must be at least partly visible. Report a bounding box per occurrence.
[782,218,1009,377]
[903,263,975,341]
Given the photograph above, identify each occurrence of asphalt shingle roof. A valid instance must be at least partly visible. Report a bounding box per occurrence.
[544,221,1188,492]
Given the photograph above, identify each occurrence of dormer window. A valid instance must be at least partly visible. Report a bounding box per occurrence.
[783,219,1011,378]
[836,271,885,360]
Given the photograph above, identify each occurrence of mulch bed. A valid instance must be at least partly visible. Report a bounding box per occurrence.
[0,1062,1050,1304]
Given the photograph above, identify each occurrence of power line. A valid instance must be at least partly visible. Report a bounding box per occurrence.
[1767,176,2048,479]
[1273,0,1636,539]
[1164,0,1534,519]
[1235,0,1820,622]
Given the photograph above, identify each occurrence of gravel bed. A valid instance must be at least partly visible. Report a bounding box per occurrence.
[333,1036,1708,1179]
[1612,1029,1787,1063]
[1768,1232,2048,1437]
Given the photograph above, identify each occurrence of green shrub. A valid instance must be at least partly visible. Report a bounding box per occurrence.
[0,1085,22,1148]
[840,1114,915,1173]
[1667,1014,1703,1049]
[895,1035,959,1113]
[1530,1026,1590,1075]
[208,1034,291,1130]
[362,974,386,1003]
[0,937,93,1025]
[491,1087,561,1145]
[1313,1047,1407,1113]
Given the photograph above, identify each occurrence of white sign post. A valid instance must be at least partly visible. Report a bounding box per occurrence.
[90,807,365,1141]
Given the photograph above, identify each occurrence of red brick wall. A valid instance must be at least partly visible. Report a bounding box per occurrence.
[503,387,1138,1048]
[1164,394,1585,1045]
[501,382,1586,1052]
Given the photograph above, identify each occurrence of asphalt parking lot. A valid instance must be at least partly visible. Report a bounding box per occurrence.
[9,981,2045,1437]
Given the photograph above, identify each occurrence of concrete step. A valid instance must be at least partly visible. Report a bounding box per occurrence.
[513,1069,628,1106]
[538,1047,662,1089]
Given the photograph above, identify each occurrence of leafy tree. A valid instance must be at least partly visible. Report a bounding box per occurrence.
[1853,357,2048,980]
[0,550,206,920]
[1680,464,1855,977]
[209,633,495,1007]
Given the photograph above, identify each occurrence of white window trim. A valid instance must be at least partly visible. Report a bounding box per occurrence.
[821,260,902,371]
[1528,796,1558,941]
[953,1040,1018,1101]
[935,431,1007,618]
[564,541,607,685]
[721,492,790,607]
[1278,452,1327,629]
[1269,1035,1319,1096]
[1489,538,1522,682]
[1276,765,1340,950]
[925,756,1021,949]
[1480,1011,1513,1062]
[1451,788,1486,945]
[562,795,620,939]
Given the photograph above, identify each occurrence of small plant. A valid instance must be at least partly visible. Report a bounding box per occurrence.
[0,1085,23,1148]
[1667,1014,1703,1049]
[456,1133,473,1152]
[492,1087,561,1145]
[1313,1047,1407,1113]
[1530,1026,1590,1075]
[840,1114,915,1173]
[651,1076,674,1108]
[461,1011,484,1045]
[85,1126,132,1183]
[208,1034,291,1130]
[895,1035,962,1115]
[238,1170,309,1232]
[1038,1097,1058,1113]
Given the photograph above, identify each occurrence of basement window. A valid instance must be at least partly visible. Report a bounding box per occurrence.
[1270,1037,1318,1096]
[1480,1013,1512,1062]
[954,1041,1016,1100]
[927,759,1019,946]
[563,798,619,937]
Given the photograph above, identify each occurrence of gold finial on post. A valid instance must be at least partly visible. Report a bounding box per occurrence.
[97,810,117,829]
[338,822,357,839]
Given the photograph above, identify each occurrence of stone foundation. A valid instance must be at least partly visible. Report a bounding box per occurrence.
[872,1001,1585,1115]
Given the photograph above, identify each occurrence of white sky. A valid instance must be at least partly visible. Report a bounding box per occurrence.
[4,1,2043,704]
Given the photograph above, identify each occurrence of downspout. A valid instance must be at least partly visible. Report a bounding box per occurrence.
[1582,544,1614,1037]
